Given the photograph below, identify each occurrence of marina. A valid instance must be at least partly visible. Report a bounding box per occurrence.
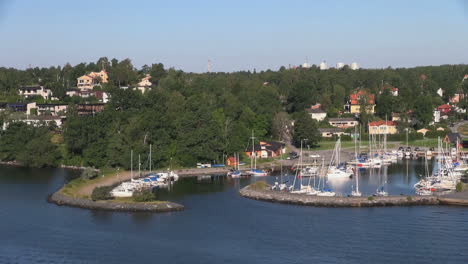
[2,165,468,263]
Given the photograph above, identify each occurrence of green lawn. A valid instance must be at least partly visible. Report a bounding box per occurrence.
[458,123,468,137]
[406,139,439,148]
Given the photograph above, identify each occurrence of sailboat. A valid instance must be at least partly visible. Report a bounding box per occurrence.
[375,165,388,196]
[351,127,362,197]
[326,138,353,179]
[228,152,242,178]
[111,150,138,197]
[247,130,268,177]
[290,140,316,194]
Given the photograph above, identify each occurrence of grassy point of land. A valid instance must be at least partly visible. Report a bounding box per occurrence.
[59,168,121,199]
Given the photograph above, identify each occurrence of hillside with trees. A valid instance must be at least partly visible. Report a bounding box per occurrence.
[1,58,467,168]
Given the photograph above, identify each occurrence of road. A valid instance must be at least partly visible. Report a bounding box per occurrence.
[451,120,468,136]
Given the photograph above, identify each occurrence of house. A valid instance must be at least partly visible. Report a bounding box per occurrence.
[306,108,327,121]
[344,90,375,114]
[6,103,27,112]
[76,103,105,116]
[134,74,152,93]
[391,111,413,123]
[77,70,108,91]
[437,104,451,114]
[449,93,464,104]
[380,84,398,96]
[319,128,349,138]
[245,141,286,159]
[66,88,79,97]
[433,110,441,123]
[417,128,430,136]
[2,116,64,130]
[18,85,53,100]
[368,120,397,135]
[310,103,322,110]
[26,103,68,116]
[226,156,238,167]
[328,118,358,128]
[437,88,444,97]
[444,132,461,147]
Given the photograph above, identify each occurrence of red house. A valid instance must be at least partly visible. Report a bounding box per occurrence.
[226,157,238,167]
[437,104,451,114]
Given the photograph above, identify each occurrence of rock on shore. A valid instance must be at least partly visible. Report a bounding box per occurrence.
[48,192,184,213]
[239,185,439,207]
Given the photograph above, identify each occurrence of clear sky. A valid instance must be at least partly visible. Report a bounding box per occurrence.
[0,0,467,72]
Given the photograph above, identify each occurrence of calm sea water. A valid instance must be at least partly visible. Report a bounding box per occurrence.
[1,161,468,264]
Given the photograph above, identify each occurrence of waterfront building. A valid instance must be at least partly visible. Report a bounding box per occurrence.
[368,120,397,135]
[245,141,285,159]
[328,117,358,128]
[134,74,152,93]
[380,84,398,96]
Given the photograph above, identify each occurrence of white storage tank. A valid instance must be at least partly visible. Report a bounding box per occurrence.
[336,62,345,69]
[302,62,312,68]
[319,61,328,70]
[350,62,360,70]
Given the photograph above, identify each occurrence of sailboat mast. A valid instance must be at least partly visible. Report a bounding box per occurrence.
[138,154,141,177]
[149,144,152,173]
[131,150,133,180]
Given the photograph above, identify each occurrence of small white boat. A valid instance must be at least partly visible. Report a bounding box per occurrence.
[317,190,336,197]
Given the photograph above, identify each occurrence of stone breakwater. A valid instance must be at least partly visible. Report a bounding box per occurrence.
[239,185,440,207]
[48,192,184,213]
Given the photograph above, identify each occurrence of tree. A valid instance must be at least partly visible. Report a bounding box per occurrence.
[413,95,434,128]
[271,112,290,141]
[292,111,320,147]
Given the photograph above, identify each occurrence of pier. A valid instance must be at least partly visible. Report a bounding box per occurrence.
[239,184,468,207]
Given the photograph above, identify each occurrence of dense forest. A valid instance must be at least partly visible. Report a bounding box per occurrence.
[1,58,468,168]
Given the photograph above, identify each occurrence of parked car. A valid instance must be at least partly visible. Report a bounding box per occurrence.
[286,151,299,160]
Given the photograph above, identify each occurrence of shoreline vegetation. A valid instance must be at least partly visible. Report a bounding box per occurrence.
[48,168,185,213]
[240,183,468,207]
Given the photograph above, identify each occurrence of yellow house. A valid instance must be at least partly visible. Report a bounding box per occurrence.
[368,121,398,135]
[77,70,108,91]
[346,90,376,114]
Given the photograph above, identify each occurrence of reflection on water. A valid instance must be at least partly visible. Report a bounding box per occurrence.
[1,161,468,264]
[162,159,433,198]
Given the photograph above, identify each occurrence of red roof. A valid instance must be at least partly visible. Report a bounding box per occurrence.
[437,104,451,110]
[369,120,397,127]
[350,90,375,105]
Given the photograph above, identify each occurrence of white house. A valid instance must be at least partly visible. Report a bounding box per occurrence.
[306,108,327,121]
[437,88,444,97]
[134,74,152,93]
[18,85,53,100]
[328,118,358,128]
[318,128,349,138]
[2,116,64,130]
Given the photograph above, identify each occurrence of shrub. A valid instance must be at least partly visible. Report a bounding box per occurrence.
[81,168,100,180]
[406,196,413,202]
[91,186,114,201]
[132,188,158,202]
[250,181,270,190]
[456,182,466,192]
[367,196,374,201]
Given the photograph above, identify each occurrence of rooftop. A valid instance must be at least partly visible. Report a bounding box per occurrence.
[369,120,397,126]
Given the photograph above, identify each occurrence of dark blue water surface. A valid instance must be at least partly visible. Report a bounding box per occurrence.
[1,162,468,264]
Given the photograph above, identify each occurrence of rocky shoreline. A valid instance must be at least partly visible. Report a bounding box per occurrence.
[48,192,184,213]
[239,185,440,207]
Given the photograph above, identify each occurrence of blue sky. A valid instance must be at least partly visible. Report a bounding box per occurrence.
[0,0,467,72]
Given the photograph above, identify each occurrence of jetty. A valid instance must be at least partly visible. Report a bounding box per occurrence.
[239,184,468,207]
